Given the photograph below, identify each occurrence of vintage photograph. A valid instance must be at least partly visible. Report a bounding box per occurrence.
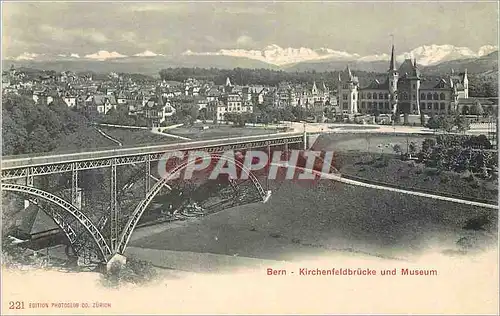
[1,1,499,314]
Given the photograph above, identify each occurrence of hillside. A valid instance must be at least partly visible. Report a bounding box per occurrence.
[284,59,391,73]
[2,55,278,75]
[423,51,498,74]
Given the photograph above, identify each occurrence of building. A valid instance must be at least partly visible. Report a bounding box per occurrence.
[338,45,470,119]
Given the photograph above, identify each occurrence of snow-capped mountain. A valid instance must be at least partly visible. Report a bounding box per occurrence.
[84,50,128,61]
[184,44,498,67]
[184,44,359,66]
[11,52,43,61]
[133,50,164,57]
[478,45,498,57]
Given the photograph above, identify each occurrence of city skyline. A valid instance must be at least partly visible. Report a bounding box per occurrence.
[2,2,498,58]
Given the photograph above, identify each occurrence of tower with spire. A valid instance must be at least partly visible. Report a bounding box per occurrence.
[388,44,399,115]
[337,65,359,115]
[224,77,233,93]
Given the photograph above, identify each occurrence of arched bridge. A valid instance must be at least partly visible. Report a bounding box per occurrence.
[1,132,308,265]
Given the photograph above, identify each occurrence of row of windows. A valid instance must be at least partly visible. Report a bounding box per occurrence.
[360,92,389,100]
[421,92,446,100]
[421,102,447,111]
[341,92,448,102]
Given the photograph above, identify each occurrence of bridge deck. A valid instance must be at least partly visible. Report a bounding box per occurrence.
[1,132,304,172]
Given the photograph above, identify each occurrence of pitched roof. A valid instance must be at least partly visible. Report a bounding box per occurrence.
[398,59,420,78]
[361,78,390,90]
[420,78,453,90]
[93,94,117,105]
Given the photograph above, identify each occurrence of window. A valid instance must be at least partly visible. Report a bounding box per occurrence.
[367,92,372,99]
[428,103,432,110]
[440,103,445,110]
[385,102,389,109]
[421,93,426,100]
[403,92,408,100]
[373,93,378,100]
[433,93,438,100]
[368,102,372,109]
[412,84,416,89]
[361,102,365,109]
[379,93,383,99]
[385,93,389,99]
[421,102,426,109]
[353,94,356,100]
[440,93,445,100]
[434,103,439,110]
[343,94,348,100]
[361,93,365,99]
[378,102,383,109]
[343,84,348,89]
[343,102,348,109]
[427,93,432,100]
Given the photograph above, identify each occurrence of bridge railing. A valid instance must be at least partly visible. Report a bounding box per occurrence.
[1,132,305,170]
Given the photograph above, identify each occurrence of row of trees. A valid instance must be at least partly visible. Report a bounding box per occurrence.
[159,67,385,89]
[418,135,497,174]
[98,105,148,127]
[2,95,90,155]
[425,114,470,133]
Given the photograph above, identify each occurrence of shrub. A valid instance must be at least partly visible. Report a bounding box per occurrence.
[463,215,491,231]
[440,174,451,183]
[101,258,158,288]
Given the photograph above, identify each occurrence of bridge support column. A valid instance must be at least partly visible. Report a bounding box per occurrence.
[145,157,151,197]
[24,167,34,208]
[110,160,118,252]
[71,163,80,209]
[105,253,127,272]
[284,143,289,160]
[266,144,271,191]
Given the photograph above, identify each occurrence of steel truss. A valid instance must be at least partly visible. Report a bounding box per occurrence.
[1,183,112,261]
[115,153,267,254]
[110,160,118,251]
[2,137,303,179]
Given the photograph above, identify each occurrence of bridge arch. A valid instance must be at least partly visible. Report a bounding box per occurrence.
[1,183,112,261]
[116,153,267,254]
[23,197,79,256]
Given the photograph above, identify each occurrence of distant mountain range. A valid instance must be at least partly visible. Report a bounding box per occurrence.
[3,44,498,75]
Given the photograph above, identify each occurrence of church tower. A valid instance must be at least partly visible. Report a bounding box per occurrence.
[388,45,399,115]
[463,68,469,99]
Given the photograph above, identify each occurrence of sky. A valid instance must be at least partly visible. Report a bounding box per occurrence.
[2,1,498,58]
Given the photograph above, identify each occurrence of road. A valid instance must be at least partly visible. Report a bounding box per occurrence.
[286,121,495,135]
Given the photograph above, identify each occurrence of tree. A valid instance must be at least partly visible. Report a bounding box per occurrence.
[454,115,470,133]
[408,142,417,159]
[437,115,454,132]
[470,102,484,116]
[393,144,402,156]
[426,116,440,132]
[420,138,436,161]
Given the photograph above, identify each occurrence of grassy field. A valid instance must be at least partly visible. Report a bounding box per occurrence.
[334,152,498,201]
[312,133,428,154]
[99,127,181,146]
[130,177,497,264]
[51,126,118,152]
[166,124,281,140]
[312,134,498,201]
